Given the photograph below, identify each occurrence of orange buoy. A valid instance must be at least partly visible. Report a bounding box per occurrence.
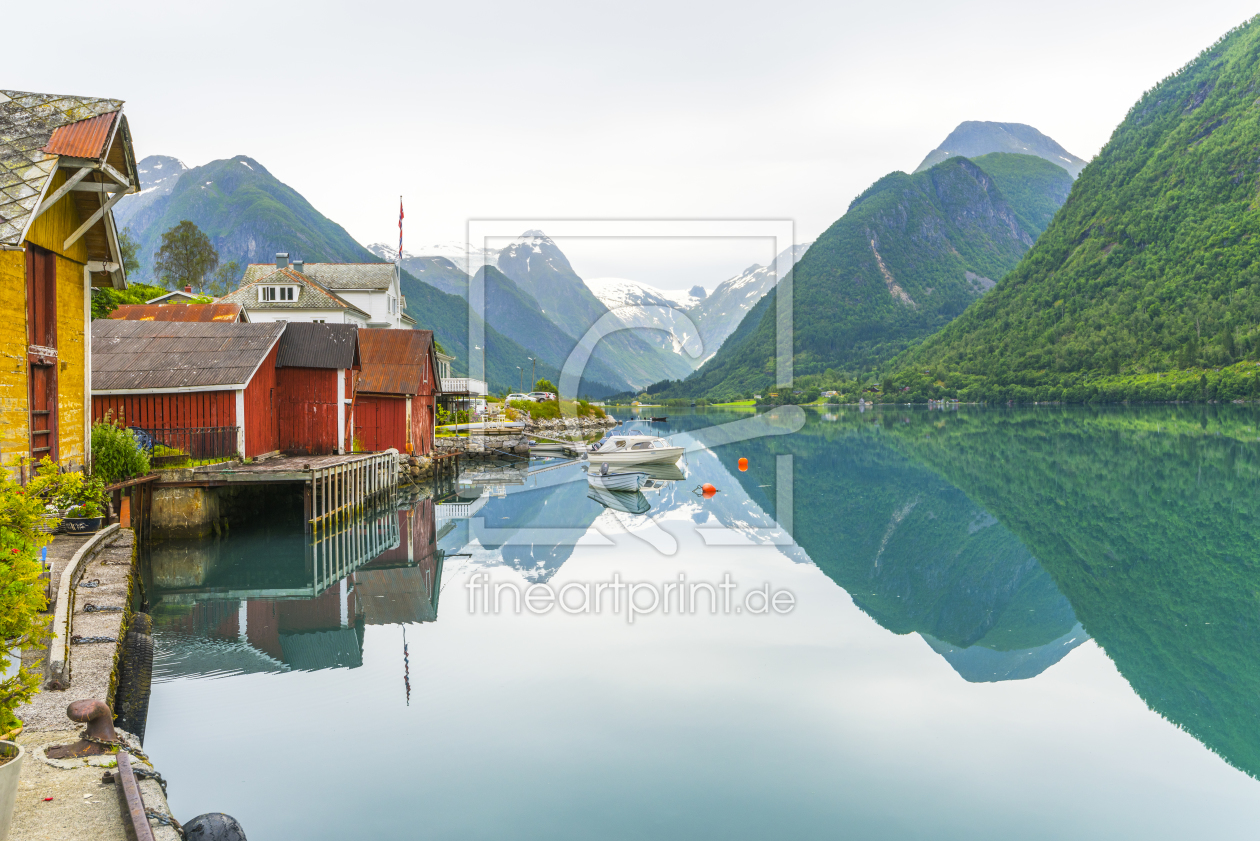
[701,483,718,498]
[738,457,748,472]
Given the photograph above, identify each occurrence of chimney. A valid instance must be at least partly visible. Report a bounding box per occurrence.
[275,252,289,268]
[184,286,192,293]
[292,259,304,273]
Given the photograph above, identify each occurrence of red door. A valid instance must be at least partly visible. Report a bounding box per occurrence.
[26,246,57,462]
[353,399,378,452]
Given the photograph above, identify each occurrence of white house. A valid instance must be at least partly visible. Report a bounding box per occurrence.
[221,253,414,328]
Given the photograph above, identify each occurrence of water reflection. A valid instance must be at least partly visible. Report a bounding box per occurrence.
[142,406,1260,839]
[147,493,442,677]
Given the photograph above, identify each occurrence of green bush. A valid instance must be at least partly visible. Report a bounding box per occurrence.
[0,465,54,731]
[91,416,150,484]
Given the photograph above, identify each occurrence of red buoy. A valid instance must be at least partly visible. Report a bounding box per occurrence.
[738,458,748,472]
[702,483,718,498]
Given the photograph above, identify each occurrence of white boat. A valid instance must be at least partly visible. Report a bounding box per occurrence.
[587,434,684,465]
[587,463,648,492]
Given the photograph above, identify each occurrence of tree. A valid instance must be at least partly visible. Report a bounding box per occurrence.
[118,227,141,275]
[153,221,218,292]
[207,260,241,298]
[534,378,557,393]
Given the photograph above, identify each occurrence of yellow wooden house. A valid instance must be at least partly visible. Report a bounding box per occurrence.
[0,90,138,474]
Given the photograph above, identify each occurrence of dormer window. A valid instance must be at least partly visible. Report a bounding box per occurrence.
[260,286,297,302]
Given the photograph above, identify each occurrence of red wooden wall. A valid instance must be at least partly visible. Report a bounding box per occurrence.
[93,391,237,429]
[353,395,407,452]
[243,343,279,458]
[277,367,340,456]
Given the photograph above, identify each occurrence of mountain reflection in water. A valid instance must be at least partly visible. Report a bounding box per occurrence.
[141,406,1260,840]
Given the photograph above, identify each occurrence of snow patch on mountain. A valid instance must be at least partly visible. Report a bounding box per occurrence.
[368,241,500,276]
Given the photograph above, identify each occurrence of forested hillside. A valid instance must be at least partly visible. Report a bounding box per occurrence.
[890,18,1260,403]
[646,153,1071,399]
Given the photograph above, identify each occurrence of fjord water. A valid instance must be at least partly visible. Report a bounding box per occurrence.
[142,406,1260,839]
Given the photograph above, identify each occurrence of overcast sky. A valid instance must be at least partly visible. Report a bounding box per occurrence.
[12,1,1258,288]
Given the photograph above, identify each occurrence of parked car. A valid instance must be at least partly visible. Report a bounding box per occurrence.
[528,391,556,402]
[506,393,532,403]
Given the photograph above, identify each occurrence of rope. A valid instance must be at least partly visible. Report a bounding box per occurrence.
[82,603,122,613]
[77,579,101,588]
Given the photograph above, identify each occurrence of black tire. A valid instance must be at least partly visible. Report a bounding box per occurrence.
[183,813,248,841]
[115,621,153,741]
[128,612,153,636]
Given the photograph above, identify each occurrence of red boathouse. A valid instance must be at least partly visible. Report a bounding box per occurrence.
[274,323,361,455]
[353,329,441,455]
[91,320,285,458]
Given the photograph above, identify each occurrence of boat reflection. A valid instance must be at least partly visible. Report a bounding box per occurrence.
[586,486,651,515]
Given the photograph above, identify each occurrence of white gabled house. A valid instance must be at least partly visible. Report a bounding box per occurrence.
[220,253,413,329]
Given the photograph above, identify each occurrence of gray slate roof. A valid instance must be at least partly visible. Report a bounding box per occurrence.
[218,267,369,316]
[275,322,360,369]
[242,262,395,292]
[92,320,286,391]
[0,90,123,245]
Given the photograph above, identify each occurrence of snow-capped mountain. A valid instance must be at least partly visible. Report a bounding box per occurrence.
[112,155,188,230]
[584,277,706,357]
[366,241,499,277]
[688,242,811,365]
[579,242,813,370]
[584,277,702,311]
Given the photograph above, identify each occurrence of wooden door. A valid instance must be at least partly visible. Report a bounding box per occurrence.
[353,398,378,452]
[26,246,57,461]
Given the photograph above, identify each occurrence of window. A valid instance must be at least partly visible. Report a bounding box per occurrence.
[259,286,296,302]
[312,319,326,324]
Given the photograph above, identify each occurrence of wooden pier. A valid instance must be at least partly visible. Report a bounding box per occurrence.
[154,452,400,535]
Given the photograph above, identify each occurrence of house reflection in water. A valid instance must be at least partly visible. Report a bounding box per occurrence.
[148,494,443,676]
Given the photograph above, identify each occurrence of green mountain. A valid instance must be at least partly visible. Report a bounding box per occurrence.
[476,266,629,393]
[649,153,1072,398]
[117,155,372,282]
[115,155,606,396]
[496,231,697,389]
[916,121,1087,177]
[891,18,1260,403]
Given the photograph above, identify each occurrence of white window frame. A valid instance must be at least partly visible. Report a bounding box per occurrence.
[259,286,297,302]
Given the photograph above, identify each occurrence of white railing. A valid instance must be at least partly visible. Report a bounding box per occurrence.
[435,493,489,524]
[441,377,488,395]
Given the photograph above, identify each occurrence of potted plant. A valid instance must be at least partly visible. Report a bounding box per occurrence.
[32,466,106,534]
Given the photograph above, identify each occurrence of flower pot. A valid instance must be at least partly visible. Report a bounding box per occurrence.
[62,517,102,534]
[0,741,24,840]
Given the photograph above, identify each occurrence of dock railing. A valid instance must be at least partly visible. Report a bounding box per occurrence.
[305,451,399,533]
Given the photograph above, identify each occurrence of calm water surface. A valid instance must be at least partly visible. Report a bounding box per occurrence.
[141,406,1260,839]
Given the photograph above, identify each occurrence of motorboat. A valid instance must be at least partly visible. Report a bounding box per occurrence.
[586,462,648,492]
[587,486,652,515]
[587,434,684,465]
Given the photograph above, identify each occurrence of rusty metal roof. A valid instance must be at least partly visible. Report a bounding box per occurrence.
[42,111,117,158]
[92,320,285,392]
[0,90,130,246]
[108,303,246,323]
[276,323,360,370]
[356,329,437,396]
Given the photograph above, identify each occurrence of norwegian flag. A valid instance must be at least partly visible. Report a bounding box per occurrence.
[398,196,404,263]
